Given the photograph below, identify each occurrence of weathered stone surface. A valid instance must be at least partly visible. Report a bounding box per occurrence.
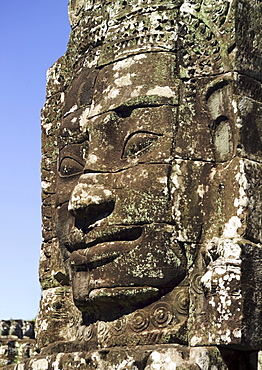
[39,239,69,290]
[189,238,262,349]
[236,0,262,82]
[200,158,262,244]
[259,351,262,370]
[35,287,81,350]
[0,345,259,369]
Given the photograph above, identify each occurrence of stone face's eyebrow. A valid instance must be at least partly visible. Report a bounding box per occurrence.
[58,108,90,150]
[88,95,178,119]
[58,124,89,150]
[114,95,178,109]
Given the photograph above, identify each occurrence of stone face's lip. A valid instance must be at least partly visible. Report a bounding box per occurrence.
[88,286,159,300]
[68,225,143,249]
[69,226,143,269]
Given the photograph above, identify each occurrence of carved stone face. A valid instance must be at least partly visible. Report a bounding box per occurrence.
[39,0,262,353]
[55,53,187,320]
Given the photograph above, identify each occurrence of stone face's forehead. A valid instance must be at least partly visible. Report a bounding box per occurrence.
[89,53,179,117]
[62,69,98,119]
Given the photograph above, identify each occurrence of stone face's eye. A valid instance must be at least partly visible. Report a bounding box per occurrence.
[122,131,162,159]
[58,157,84,177]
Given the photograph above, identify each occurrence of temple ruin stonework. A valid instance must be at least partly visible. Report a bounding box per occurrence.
[1,0,262,368]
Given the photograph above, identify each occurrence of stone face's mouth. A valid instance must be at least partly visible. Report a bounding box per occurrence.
[78,286,162,322]
[68,226,143,270]
[86,286,161,313]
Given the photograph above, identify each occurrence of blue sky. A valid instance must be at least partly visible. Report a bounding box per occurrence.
[0,1,70,320]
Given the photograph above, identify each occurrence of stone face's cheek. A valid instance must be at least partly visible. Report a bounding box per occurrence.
[55,202,74,250]
[56,176,79,207]
[108,164,172,225]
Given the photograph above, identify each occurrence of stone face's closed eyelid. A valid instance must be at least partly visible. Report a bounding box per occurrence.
[58,156,84,178]
[122,131,163,159]
[58,144,87,177]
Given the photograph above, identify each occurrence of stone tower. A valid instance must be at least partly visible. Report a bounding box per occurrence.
[4,0,262,368]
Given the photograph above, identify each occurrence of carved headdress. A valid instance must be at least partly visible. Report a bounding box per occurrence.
[67,0,235,74]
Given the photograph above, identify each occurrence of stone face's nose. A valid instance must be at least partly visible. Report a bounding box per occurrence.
[68,181,115,226]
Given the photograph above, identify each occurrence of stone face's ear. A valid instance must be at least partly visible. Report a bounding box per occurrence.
[205,79,235,162]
